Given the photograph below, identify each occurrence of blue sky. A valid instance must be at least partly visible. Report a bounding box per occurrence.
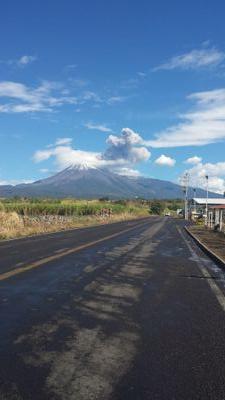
[1,0,225,193]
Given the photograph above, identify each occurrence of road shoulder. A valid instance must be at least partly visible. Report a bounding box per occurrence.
[185,225,225,269]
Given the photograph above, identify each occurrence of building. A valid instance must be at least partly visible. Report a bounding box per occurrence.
[189,198,225,221]
[188,198,225,232]
[207,205,225,232]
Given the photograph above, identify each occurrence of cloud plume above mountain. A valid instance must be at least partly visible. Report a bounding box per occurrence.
[33,128,151,176]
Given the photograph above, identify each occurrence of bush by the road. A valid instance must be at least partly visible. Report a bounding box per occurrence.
[149,201,165,215]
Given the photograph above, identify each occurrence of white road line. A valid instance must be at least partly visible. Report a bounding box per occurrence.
[177,226,225,313]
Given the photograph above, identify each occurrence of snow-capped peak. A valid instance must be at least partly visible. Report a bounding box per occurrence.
[67,162,97,171]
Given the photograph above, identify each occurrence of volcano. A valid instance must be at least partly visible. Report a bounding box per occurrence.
[0,165,219,199]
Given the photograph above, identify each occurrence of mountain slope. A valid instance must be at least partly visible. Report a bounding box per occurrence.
[0,165,220,199]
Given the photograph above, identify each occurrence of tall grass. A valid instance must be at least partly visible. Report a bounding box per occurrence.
[0,199,148,216]
[0,198,149,239]
[1,202,130,216]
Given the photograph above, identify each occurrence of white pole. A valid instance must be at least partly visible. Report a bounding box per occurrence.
[193,188,196,213]
[220,210,223,232]
[205,175,209,226]
[184,173,189,220]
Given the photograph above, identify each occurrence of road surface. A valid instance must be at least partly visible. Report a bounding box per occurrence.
[1,217,225,400]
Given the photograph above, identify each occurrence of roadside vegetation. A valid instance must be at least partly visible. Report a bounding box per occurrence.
[0,197,182,239]
[149,199,183,215]
[0,197,146,239]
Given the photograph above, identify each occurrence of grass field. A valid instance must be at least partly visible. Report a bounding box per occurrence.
[0,197,183,239]
[0,198,150,239]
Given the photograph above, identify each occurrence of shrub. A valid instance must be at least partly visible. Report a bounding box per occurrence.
[149,201,164,215]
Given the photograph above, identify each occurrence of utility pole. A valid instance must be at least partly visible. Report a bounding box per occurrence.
[193,188,196,213]
[205,175,209,226]
[181,172,189,220]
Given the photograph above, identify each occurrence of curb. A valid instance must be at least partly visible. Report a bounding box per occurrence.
[185,226,225,270]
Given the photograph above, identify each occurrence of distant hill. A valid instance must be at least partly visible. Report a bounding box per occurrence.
[0,165,221,199]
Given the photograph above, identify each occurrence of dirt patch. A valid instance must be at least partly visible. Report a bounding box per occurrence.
[188,225,225,262]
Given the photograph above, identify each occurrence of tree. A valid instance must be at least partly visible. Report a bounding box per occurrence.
[149,201,164,215]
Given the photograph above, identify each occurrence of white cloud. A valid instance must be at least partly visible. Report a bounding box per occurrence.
[107,96,125,105]
[155,154,176,167]
[0,81,77,113]
[0,55,37,68]
[33,148,53,162]
[84,122,113,133]
[148,88,225,148]
[0,78,127,113]
[17,55,37,66]
[33,128,151,174]
[137,72,147,77]
[184,161,225,194]
[0,179,33,186]
[155,46,225,71]
[115,167,141,177]
[121,79,139,89]
[185,156,202,165]
[121,70,147,90]
[68,78,89,88]
[55,138,73,145]
[64,64,77,71]
[81,91,102,103]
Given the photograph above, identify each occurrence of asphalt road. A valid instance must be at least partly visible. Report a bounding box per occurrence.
[1,217,225,400]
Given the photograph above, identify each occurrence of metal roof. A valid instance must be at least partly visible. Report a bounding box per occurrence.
[192,198,225,205]
[209,205,225,209]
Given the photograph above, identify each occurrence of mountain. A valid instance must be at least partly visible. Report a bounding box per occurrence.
[0,165,221,199]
